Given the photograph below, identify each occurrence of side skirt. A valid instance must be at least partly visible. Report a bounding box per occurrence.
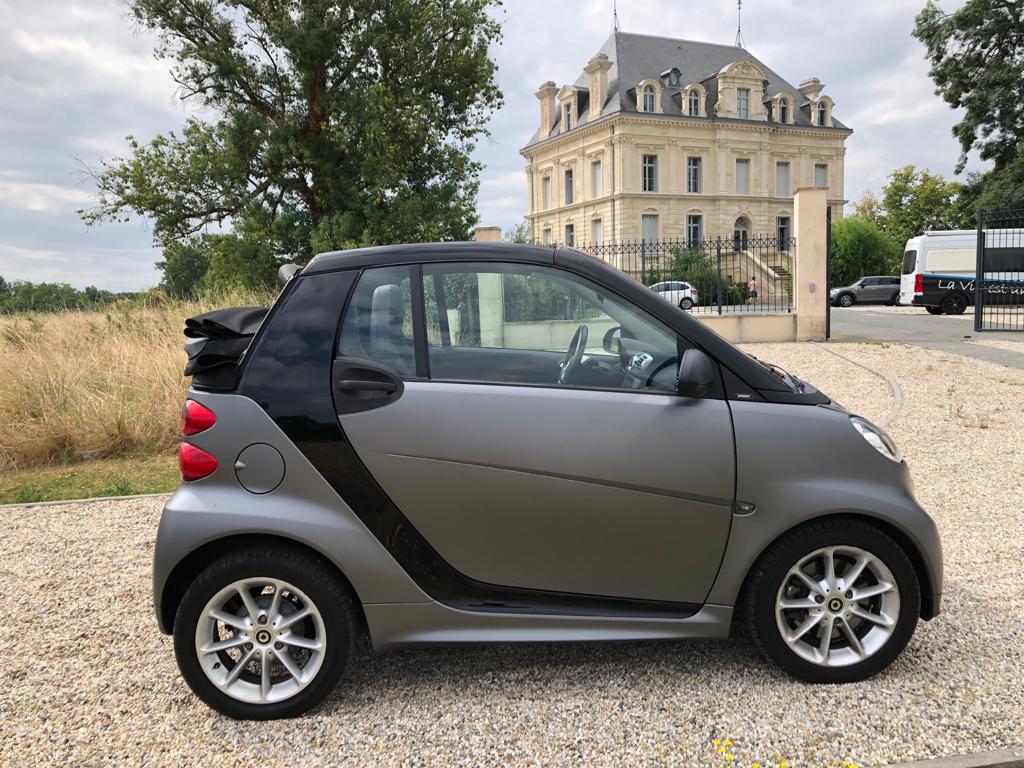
[362,601,734,651]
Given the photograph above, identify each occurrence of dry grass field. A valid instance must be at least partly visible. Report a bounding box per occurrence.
[0,292,271,474]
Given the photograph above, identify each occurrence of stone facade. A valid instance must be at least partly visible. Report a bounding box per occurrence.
[520,33,851,247]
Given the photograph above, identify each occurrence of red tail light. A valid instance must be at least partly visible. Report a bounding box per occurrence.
[914,273,923,294]
[181,399,216,435]
[179,442,218,481]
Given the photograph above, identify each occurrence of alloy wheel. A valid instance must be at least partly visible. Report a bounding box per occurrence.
[194,577,327,704]
[775,546,900,668]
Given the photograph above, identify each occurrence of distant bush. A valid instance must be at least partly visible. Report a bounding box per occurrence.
[0,275,142,315]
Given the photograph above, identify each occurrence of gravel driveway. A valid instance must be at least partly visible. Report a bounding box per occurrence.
[2,342,1021,767]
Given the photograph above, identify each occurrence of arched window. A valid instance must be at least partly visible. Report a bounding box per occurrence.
[733,217,750,251]
[688,89,701,116]
[779,99,789,124]
[643,85,656,113]
[817,103,828,127]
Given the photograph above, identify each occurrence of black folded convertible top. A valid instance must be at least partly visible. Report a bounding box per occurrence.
[183,306,269,390]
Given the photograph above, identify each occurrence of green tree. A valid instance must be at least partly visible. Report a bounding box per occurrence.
[81,0,503,288]
[504,220,532,244]
[878,165,966,248]
[852,191,884,228]
[156,240,211,298]
[830,216,900,288]
[914,0,1024,174]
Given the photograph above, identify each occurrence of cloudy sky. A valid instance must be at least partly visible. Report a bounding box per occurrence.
[0,0,978,291]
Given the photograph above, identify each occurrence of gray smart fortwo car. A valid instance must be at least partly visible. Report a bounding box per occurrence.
[155,242,942,719]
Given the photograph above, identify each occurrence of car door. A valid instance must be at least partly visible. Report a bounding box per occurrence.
[333,260,736,606]
[863,277,885,302]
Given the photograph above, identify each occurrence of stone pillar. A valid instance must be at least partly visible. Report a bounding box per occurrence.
[793,187,827,341]
[473,226,502,242]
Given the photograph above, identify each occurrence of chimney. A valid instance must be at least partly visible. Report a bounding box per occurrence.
[535,81,559,140]
[798,77,824,103]
[584,53,613,119]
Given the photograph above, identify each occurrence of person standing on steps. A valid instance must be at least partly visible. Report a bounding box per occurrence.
[747,276,759,304]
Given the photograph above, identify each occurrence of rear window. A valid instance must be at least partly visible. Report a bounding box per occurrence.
[901,250,917,274]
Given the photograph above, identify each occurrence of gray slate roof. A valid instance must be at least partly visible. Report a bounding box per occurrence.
[523,31,848,148]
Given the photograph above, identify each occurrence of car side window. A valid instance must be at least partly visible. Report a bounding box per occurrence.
[422,262,682,393]
[338,266,415,376]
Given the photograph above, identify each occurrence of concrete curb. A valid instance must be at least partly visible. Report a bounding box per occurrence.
[0,491,171,510]
[877,746,1024,768]
[811,340,905,429]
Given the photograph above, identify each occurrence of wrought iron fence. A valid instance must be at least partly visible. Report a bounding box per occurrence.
[975,209,1024,332]
[575,235,794,314]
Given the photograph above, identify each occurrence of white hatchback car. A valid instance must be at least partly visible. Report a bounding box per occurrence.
[651,280,699,310]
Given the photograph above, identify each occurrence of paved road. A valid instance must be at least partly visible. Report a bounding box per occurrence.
[829,306,1024,369]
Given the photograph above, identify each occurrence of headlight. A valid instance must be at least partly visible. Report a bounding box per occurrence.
[829,289,839,296]
[850,416,902,463]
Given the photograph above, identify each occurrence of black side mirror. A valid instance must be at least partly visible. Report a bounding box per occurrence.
[676,348,716,398]
[602,326,622,354]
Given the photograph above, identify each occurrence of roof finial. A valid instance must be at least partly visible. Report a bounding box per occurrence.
[735,0,746,48]
[613,0,620,32]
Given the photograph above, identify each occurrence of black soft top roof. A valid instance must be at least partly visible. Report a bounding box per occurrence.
[300,241,805,397]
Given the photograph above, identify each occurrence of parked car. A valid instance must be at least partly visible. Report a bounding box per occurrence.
[157,242,943,719]
[650,280,699,309]
[830,276,901,307]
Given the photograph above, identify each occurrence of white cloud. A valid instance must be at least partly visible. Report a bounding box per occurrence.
[0,174,95,213]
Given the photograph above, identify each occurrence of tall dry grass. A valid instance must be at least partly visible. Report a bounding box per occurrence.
[0,291,273,470]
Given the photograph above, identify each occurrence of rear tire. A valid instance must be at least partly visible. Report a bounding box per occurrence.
[941,293,968,315]
[679,298,694,310]
[744,518,920,684]
[925,306,944,315]
[173,545,357,719]
[888,292,899,306]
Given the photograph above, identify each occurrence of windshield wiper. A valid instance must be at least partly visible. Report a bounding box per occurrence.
[748,355,805,392]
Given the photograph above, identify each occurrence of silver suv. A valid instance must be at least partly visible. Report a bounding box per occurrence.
[155,243,942,719]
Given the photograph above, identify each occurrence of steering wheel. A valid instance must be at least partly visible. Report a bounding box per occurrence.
[558,324,589,384]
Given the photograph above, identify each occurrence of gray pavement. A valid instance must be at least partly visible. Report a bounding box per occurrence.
[829,306,1024,369]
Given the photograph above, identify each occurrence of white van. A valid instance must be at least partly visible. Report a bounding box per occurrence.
[899,229,1024,314]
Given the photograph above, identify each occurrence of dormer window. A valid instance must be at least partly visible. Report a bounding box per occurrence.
[779,100,789,124]
[683,84,706,117]
[643,85,656,113]
[661,67,682,88]
[737,88,750,119]
[636,80,663,114]
[563,102,574,131]
[817,103,828,127]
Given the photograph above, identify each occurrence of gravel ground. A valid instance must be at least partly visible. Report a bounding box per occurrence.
[1,342,1022,768]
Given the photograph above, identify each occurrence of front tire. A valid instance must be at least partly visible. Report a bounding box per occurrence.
[838,293,855,308]
[941,293,968,315]
[173,545,357,719]
[926,306,944,315]
[744,518,920,683]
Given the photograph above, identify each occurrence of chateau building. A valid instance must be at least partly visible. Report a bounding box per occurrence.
[520,32,851,247]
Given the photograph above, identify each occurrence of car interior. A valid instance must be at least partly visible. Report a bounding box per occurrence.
[338,264,684,394]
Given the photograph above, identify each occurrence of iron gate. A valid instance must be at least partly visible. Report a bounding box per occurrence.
[975,209,1024,332]
[575,235,794,315]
